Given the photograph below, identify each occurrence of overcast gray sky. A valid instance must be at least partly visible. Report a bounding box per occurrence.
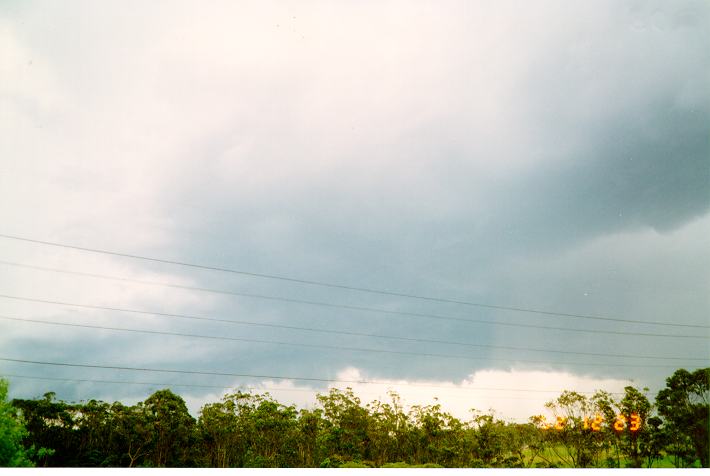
[1,0,708,421]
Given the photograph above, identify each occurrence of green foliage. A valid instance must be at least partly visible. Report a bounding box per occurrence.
[338,460,370,468]
[319,455,342,468]
[591,386,652,467]
[110,401,153,467]
[501,422,546,468]
[656,368,709,467]
[366,392,410,466]
[11,391,75,466]
[317,388,370,461]
[197,391,300,467]
[541,391,607,467]
[7,368,707,468]
[638,415,664,467]
[381,461,444,468]
[0,379,33,467]
[471,411,510,466]
[141,389,196,467]
[618,386,652,467]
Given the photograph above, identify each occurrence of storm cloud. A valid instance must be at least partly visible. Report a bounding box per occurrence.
[1,0,708,420]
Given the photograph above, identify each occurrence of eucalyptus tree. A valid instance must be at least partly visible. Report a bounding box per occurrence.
[366,392,410,466]
[499,422,546,468]
[541,390,607,467]
[140,389,196,467]
[592,386,651,467]
[109,401,155,467]
[11,392,73,466]
[656,368,709,467]
[316,388,371,463]
[198,391,300,467]
[296,407,326,467]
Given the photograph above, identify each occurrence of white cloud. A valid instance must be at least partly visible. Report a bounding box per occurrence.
[181,366,634,423]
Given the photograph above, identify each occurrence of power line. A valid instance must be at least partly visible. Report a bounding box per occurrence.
[0,234,704,329]
[3,373,233,391]
[0,373,644,404]
[0,357,643,395]
[1,293,706,362]
[2,374,349,396]
[1,261,707,340]
[2,314,691,368]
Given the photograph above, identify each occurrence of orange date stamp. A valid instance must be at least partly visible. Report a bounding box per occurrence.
[537,413,641,432]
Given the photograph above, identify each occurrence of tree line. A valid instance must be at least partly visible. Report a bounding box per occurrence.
[1,367,707,468]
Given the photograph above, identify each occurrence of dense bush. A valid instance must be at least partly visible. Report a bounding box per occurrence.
[4,368,708,468]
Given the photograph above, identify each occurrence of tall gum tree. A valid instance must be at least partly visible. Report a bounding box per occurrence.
[655,368,709,468]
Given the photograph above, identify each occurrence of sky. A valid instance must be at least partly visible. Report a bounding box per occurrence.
[0,0,708,423]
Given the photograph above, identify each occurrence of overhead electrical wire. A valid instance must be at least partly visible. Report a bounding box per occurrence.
[1,374,355,397]
[1,294,706,361]
[3,373,235,391]
[0,357,649,395]
[0,262,706,340]
[0,314,700,369]
[1,234,699,413]
[0,233,705,329]
[1,374,647,404]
